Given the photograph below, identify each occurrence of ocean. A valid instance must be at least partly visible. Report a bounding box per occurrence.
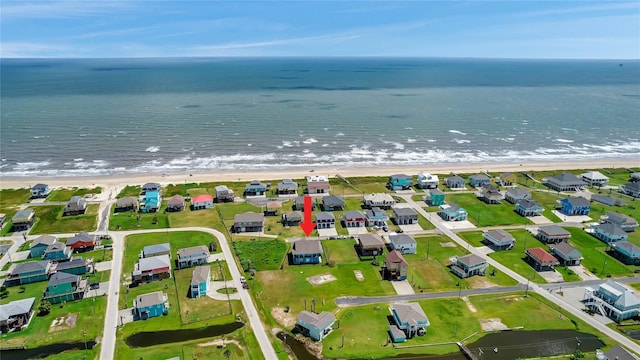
[1,57,639,177]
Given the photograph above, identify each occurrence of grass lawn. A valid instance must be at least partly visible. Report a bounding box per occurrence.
[87,269,111,283]
[29,204,99,234]
[566,228,635,277]
[329,178,364,196]
[0,188,31,209]
[47,187,102,202]
[116,185,141,198]
[167,206,221,230]
[75,247,114,263]
[446,193,531,226]
[233,239,289,271]
[218,202,263,231]
[109,203,169,231]
[340,176,390,195]
[530,190,565,222]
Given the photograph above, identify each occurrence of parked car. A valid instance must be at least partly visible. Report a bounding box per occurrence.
[90,282,100,290]
[382,226,389,232]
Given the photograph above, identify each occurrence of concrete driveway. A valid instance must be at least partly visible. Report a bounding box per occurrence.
[399,224,423,232]
[529,215,553,224]
[346,227,368,235]
[538,270,564,283]
[86,281,110,298]
[391,280,415,295]
[317,228,338,237]
[207,280,242,300]
[552,210,591,223]
[94,261,113,272]
[440,220,476,230]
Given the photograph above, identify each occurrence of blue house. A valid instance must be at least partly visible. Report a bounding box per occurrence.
[29,235,58,258]
[387,174,413,190]
[365,207,389,227]
[593,223,628,244]
[390,303,429,341]
[190,266,210,298]
[6,260,51,286]
[30,183,51,198]
[42,242,72,262]
[296,311,335,341]
[438,203,467,221]
[611,242,640,265]
[134,291,169,320]
[515,199,544,217]
[468,174,490,187]
[140,191,160,213]
[292,239,322,265]
[560,197,590,216]
[245,180,269,196]
[584,281,640,321]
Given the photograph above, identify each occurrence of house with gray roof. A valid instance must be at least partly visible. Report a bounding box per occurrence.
[43,271,87,304]
[632,173,640,183]
[620,182,640,198]
[560,197,590,216]
[63,196,87,216]
[282,211,303,226]
[293,196,314,211]
[469,174,490,187]
[543,173,586,192]
[132,255,171,284]
[584,281,640,321]
[30,183,51,198]
[6,260,52,286]
[591,194,626,207]
[450,254,488,278]
[115,196,138,212]
[392,206,418,225]
[390,303,429,341]
[296,311,335,341]
[357,234,384,257]
[363,193,396,209]
[536,225,571,244]
[593,223,628,244]
[315,212,335,229]
[479,183,503,204]
[550,242,583,265]
[0,297,35,333]
[445,175,465,189]
[612,242,640,265]
[190,266,210,298]
[245,180,269,196]
[30,235,58,258]
[580,171,609,187]
[482,229,515,251]
[56,257,90,275]
[515,199,544,217]
[135,291,169,320]
[438,203,467,222]
[167,195,185,212]
[43,242,72,262]
[215,185,235,202]
[12,209,35,232]
[141,183,161,194]
[233,212,265,233]
[365,207,389,227]
[291,239,322,265]
[603,345,639,360]
[602,211,638,232]
[505,188,531,204]
[277,179,298,194]
[344,210,366,228]
[389,234,417,254]
[321,195,345,211]
[177,245,210,269]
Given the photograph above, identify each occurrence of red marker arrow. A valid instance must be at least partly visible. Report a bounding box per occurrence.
[299,195,316,236]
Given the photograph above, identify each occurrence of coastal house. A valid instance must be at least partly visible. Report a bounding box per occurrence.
[29,235,58,258]
[245,180,269,196]
[424,189,445,206]
[264,200,281,216]
[291,239,322,265]
[388,234,417,254]
[498,172,517,187]
[603,346,639,360]
[525,248,559,271]
[189,266,210,298]
[191,194,214,210]
[581,171,609,187]
[365,207,389,227]
[294,196,314,211]
[43,272,87,304]
[591,194,626,207]
[141,183,161,194]
[357,234,385,257]
[560,197,590,216]
[166,195,185,212]
[416,172,439,189]
[445,175,465,189]
[282,211,303,226]
[63,196,87,216]
[11,209,35,232]
[344,210,366,228]
[66,232,96,252]
[30,183,51,198]
[583,281,640,322]
[536,225,571,244]
[592,223,628,244]
[6,260,52,286]
[505,188,531,204]
[134,291,169,320]
[177,245,210,269]
[215,185,235,203]
[321,195,344,211]
[140,190,160,213]
[602,211,638,232]
[115,196,138,212]
[277,179,298,195]
[315,212,335,229]
[296,311,335,341]
[132,255,171,284]
[306,175,330,194]
[469,174,490,187]
[450,254,488,278]
[0,297,35,333]
[482,229,515,251]
[478,183,503,204]
[56,257,90,275]
[620,182,640,198]
[438,203,467,222]
[388,174,413,190]
[543,173,586,192]
[390,303,429,341]
[232,212,265,233]
[392,207,418,225]
[611,242,640,265]
[363,193,396,209]
[632,173,640,183]
[382,250,408,280]
[142,243,171,258]
[550,242,583,265]
[515,199,545,217]
[42,242,72,262]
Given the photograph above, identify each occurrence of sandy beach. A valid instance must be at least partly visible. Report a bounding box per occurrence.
[0,159,637,190]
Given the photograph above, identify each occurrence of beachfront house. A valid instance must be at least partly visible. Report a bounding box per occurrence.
[560,197,590,216]
[282,211,303,226]
[43,272,87,304]
[29,235,58,258]
[277,179,299,195]
[482,229,515,251]
[245,180,269,196]
[357,234,385,257]
[620,183,640,198]
[190,266,210,298]
[215,185,235,203]
[291,239,323,265]
[478,183,503,204]
[543,173,586,192]
[581,171,609,187]
[296,311,335,341]
[602,211,638,232]
[134,291,169,320]
[417,172,439,189]
[294,196,314,211]
[63,196,87,216]
[191,194,214,210]
[42,242,72,262]
[550,242,583,266]
[632,173,640,183]
[363,193,396,209]
[393,207,418,225]
[438,203,467,222]
[382,250,408,281]
[388,174,413,190]
[142,183,161,193]
[515,199,544,217]
[390,303,429,341]
[232,212,265,233]
[11,209,35,232]
[30,183,51,198]
[424,189,445,206]
[142,243,171,258]
[525,248,559,271]
[264,200,281,216]
[315,212,335,229]
[115,196,138,212]
[445,175,465,189]
[166,195,185,212]
[584,281,640,322]
[469,174,490,187]
[365,207,389,227]
[177,245,210,269]
[66,232,96,252]
[140,190,160,213]
[498,172,517,187]
[344,210,366,228]
[536,225,571,244]
[321,195,345,211]
[591,194,626,207]
[56,257,90,275]
[450,254,488,278]
[505,188,531,204]
[611,242,640,265]
[132,255,171,284]
[6,260,52,286]
[306,175,330,194]
[592,223,628,244]
[388,234,417,254]
[0,297,35,334]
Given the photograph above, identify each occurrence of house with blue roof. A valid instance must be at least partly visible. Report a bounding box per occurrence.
[438,203,467,222]
[387,174,413,190]
[593,223,628,244]
[245,180,269,196]
[584,281,640,321]
[469,174,490,187]
[560,197,590,216]
[140,191,160,213]
[611,242,640,265]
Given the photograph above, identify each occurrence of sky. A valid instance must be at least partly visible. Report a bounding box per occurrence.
[1,1,639,59]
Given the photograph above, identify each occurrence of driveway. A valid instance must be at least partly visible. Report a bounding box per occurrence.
[85,281,110,298]
[94,261,113,272]
[551,210,591,223]
[570,265,599,281]
[117,308,136,326]
[399,224,423,232]
[346,227,368,235]
[317,228,338,237]
[538,270,564,283]
[391,280,415,295]
[207,280,242,300]
[529,215,553,225]
[440,220,476,230]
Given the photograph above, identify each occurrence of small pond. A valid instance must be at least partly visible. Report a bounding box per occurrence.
[125,321,244,347]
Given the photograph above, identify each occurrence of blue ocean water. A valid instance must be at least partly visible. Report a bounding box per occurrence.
[1,57,639,177]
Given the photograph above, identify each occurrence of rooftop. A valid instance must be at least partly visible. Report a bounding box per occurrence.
[292,239,322,255]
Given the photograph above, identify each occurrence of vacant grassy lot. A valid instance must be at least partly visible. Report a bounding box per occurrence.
[29,204,99,234]
[116,185,141,198]
[47,187,102,202]
[109,203,169,231]
[446,193,530,226]
[341,176,390,194]
[233,239,288,271]
[167,206,220,229]
[529,190,564,222]
[0,188,31,209]
[566,228,634,277]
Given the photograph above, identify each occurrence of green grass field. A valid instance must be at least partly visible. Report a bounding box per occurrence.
[47,187,102,202]
[446,193,531,226]
[233,239,289,271]
[0,188,31,209]
[566,228,635,277]
[116,185,141,198]
[29,204,99,234]
[109,203,169,231]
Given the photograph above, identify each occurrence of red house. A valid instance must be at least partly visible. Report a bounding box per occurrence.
[66,232,96,253]
[525,247,559,271]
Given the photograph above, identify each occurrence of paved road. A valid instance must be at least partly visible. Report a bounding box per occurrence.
[99,232,124,360]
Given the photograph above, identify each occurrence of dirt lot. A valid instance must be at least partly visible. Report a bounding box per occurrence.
[307,273,337,285]
[49,313,78,332]
[271,307,296,328]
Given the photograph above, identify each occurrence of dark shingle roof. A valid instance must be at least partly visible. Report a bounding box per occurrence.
[292,239,322,255]
[47,271,79,287]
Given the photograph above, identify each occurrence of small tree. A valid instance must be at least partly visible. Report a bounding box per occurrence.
[223,349,231,360]
[38,300,51,315]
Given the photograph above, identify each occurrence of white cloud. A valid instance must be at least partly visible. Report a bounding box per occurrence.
[0,42,73,58]
[1,1,130,20]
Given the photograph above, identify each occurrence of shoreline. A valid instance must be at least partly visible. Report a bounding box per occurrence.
[0,159,638,190]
